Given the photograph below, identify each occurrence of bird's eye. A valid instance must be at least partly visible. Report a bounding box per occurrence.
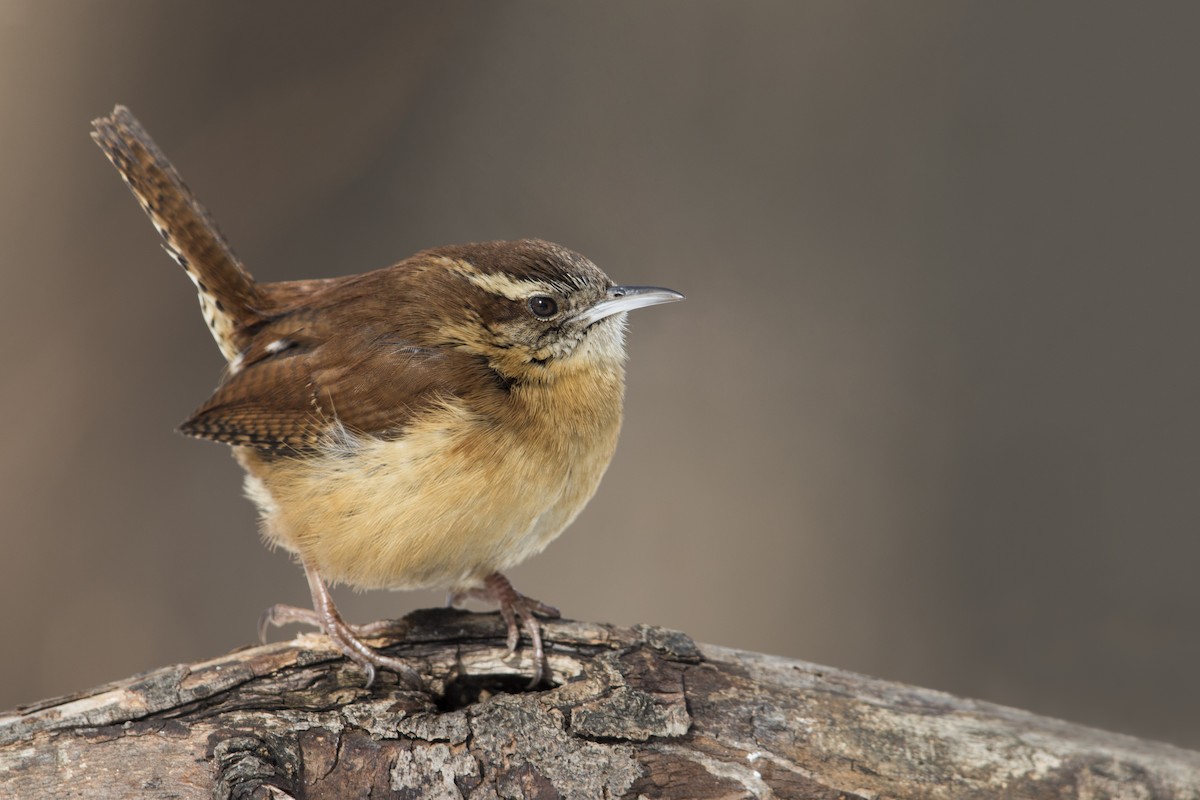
[528,295,559,318]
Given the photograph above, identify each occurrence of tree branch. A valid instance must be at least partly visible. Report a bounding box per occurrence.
[2,608,1197,798]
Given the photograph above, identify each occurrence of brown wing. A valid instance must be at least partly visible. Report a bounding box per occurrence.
[179,316,469,453]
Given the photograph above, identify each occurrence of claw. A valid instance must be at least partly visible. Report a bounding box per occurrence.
[456,572,559,687]
[499,603,520,654]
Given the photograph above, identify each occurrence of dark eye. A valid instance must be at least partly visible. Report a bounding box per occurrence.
[528,295,559,318]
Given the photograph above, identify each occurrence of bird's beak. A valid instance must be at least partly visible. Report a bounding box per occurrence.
[576,285,685,327]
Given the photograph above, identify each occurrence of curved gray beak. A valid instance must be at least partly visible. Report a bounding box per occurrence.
[577,285,685,327]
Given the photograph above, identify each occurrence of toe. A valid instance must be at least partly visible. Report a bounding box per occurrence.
[530,600,561,619]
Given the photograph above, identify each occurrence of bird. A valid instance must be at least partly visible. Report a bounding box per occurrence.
[90,106,683,688]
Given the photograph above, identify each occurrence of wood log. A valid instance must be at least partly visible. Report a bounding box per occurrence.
[2,608,1197,798]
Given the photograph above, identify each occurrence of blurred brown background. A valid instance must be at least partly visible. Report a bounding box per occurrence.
[2,2,1197,748]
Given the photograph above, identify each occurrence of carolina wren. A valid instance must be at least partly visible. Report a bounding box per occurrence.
[90,106,682,688]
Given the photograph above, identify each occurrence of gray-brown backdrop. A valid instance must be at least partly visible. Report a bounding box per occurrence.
[2,2,1197,749]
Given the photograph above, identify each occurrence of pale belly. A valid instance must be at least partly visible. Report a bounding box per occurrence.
[238,400,620,591]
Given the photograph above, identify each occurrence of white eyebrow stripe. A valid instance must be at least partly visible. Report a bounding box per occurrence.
[463,269,554,301]
[444,257,580,299]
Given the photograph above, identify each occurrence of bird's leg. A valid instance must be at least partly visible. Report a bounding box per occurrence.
[259,563,421,689]
[449,572,561,687]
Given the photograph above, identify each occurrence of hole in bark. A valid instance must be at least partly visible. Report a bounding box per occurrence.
[435,672,559,711]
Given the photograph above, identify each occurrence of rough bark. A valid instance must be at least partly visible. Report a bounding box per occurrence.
[2,608,1197,799]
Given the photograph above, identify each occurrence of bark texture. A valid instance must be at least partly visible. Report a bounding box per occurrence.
[2,608,1197,799]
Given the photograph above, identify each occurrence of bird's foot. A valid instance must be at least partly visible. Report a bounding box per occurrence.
[449,572,560,687]
[259,565,422,690]
[258,604,409,642]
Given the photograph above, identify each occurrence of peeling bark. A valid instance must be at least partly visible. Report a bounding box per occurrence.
[2,609,1197,798]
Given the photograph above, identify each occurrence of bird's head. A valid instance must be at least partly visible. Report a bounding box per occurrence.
[415,239,682,384]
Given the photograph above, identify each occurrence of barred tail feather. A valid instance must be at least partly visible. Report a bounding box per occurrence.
[91,105,264,362]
